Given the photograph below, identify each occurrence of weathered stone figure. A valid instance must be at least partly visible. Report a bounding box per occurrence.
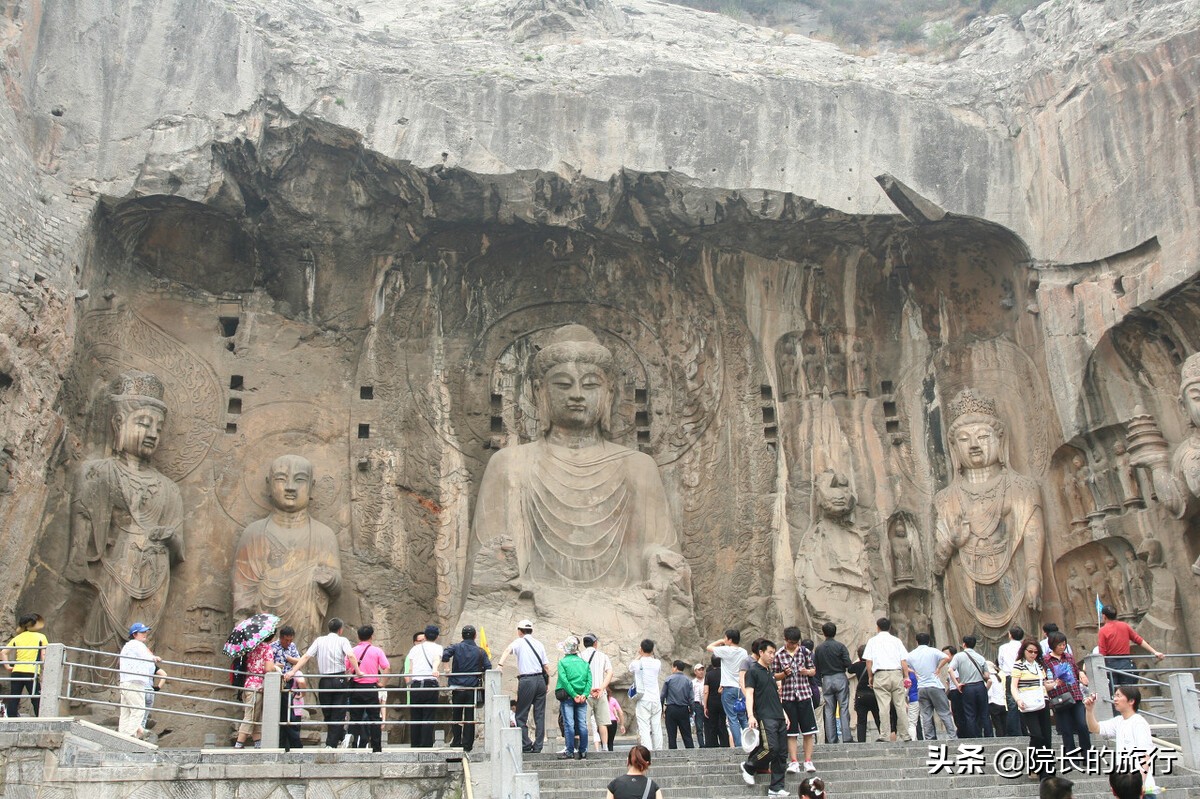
[801,337,825,398]
[1103,553,1128,610]
[890,515,914,582]
[465,324,696,658]
[1112,442,1144,509]
[1127,353,1200,573]
[933,389,1044,642]
[1066,565,1089,627]
[847,336,870,398]
[67,371,184,653]
[233,454,342,644]
[1064,454,1093,524]
[794,469,874,649]
[1124,549,1151,610]
[826,334,847,397]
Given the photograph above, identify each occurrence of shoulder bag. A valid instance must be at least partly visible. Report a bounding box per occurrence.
[1015,663,1046,712]
[965,650,993,688]
[1047,657,1077,709]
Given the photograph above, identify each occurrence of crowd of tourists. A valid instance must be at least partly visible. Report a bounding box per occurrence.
[0,603,1170,797]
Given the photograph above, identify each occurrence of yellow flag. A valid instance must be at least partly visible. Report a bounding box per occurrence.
[479,626,492,659]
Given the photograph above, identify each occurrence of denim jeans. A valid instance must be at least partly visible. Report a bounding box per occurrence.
[560,698,588,755]
[721,686,749,747]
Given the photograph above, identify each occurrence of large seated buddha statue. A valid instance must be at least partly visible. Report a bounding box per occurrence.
[460,325,698,664]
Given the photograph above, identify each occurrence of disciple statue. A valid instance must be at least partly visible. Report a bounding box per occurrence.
[233,454,342,645]
[801,339,825,398]
[463,325,697,662]
[778,335,801,401]
[1112,442,1144,509]
[1085,558,1108,606]
[1126,352,1200,573]
[1063,454,1093,525]
[67,371,184,653]
[890,515,915,582]
[1125,549,1151,610]
[794,469,874,650]
[1103,553,1128,610]
[826,335,847,397]
[932,389,1045,643]
[1065,566,1090,628]
[847,336,870,398]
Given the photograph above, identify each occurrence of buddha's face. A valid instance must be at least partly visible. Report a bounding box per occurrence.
[817,473,854,517]
[268,462,312,512]
[114,406,164,461]
[1182,382,1200,428]
[543,361,609,431]
[953,421,1000,470]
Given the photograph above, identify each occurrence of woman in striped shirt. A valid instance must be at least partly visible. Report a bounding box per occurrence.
[1011,638,1054,779]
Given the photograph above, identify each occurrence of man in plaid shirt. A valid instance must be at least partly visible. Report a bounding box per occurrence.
[774,626,819,774]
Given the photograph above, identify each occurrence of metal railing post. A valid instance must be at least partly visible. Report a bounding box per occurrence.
[38,643,65,718]
[484,669,503,755]
[1168,672,1200,771]
[261,671,282,749]
[1085,653,1113,721]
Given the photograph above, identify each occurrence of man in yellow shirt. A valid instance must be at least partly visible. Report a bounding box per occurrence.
[2,613,48,717]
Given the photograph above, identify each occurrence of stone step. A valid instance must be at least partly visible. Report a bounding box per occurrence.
[523,736,1198,799]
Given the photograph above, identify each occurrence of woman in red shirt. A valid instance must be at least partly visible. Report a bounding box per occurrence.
[1045,631,1090,753]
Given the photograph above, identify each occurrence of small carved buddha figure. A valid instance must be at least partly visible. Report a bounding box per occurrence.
[1065,566,1089,626]
[1103,553,1128,610]
[233,455,342,645]
[1124,549,1151,610]
[890,516,914,582]
[933,389,1045,641]
[68,371,184,653]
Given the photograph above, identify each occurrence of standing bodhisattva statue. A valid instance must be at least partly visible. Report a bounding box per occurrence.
[1126,352,1200,574]
[933,389,1044,643]
[233,455,342,646]
[67,371,184,652]
[463,324,697,661]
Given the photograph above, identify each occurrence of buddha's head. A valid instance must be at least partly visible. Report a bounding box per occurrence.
[532,325,616,435]
[109,371,168,462]
[815,470,855,519]
[946,389,1006,474]
[1179,353,1200,429]
[266,454,314,513]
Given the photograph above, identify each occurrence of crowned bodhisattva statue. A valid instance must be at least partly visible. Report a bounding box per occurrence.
[67,371,185,654]
[933,389,1045,644]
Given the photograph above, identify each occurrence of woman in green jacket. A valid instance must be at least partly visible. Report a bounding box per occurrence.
[556,635,593,759]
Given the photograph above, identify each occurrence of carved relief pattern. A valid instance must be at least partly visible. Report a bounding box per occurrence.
[78,308,222,481]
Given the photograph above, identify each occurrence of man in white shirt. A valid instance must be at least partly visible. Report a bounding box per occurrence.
[1086,686,1155,769]
[404,624,444,748]
[497,619,549,753]
[907,632,957,740]
[286,617,361,747]
[1039,622,1073,659]
[996,625,1025,736]
[581,633,613,750]
[706,628,750,747]
[629,638,663,750]
[117,622,161,739]
[862,617,911,742]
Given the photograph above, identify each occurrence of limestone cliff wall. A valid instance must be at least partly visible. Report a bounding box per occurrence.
[0,0,1199,683]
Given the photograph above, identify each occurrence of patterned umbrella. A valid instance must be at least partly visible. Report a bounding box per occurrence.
[223,613,281,658]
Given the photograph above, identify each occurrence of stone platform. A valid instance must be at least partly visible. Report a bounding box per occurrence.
[0,718,465,798]
[524,737,1200,799]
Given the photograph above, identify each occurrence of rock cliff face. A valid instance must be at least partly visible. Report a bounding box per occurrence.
[2,0,1200,728]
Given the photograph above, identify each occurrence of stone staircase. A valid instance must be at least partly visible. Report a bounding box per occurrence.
[524,737,1200,798]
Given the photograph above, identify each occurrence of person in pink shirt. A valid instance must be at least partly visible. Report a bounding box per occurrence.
[235,632,280,749]
[607,693,626,751]
[348,625,390,752]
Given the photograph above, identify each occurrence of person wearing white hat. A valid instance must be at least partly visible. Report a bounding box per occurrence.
[498,620,549,752]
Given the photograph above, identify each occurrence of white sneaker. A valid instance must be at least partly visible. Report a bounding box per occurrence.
[740,764,755,786]
[803,760,816,773]
[786,761,801,774]
[768,790,790,797]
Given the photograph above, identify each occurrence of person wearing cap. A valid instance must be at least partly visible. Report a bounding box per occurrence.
[498,620,549,753]
[117,622,160,738]
[286,617,361,748]
[407,624,444,748]
[581,633,613,750]
[442,625,492,752]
